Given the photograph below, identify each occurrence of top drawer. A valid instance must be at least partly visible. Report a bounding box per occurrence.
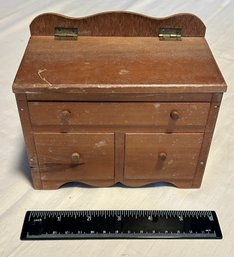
[28,102,210,132]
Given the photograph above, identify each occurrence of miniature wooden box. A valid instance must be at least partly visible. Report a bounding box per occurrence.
[13,12,227,189]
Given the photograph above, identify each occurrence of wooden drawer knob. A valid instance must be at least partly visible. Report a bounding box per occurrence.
[71,152,80,163]
[158,152,167,161]
[170,110,180,120]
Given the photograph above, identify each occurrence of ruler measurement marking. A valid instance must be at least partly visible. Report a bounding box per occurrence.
[20,210,222,240]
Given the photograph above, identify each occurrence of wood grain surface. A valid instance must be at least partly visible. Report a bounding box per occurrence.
[13,37,226,93]
[124,133,203,181]
[28,102,210,132]
[32,132,205,188]
[15,94,42,189]
[26,93,213,101]
[30,12,206,37]
[192,93,223,187]
[34,133,115,182]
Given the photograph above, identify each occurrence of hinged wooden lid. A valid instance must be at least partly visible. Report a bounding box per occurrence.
[13,12,227,94]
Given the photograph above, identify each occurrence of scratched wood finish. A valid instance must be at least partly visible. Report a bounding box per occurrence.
[28,102,210,132]
[34,133,115,181]
[12,12,227,189]
[30,12,206,37]
[124,133,203,181]
[13,37,226,93]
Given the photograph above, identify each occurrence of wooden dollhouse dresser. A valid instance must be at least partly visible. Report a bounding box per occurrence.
[13,12,227,189]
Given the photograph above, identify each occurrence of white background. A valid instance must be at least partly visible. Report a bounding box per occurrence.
[0,1,233,256]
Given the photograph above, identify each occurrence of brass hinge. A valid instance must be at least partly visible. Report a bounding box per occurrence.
[54,27,78,40]
[158,28,182,41]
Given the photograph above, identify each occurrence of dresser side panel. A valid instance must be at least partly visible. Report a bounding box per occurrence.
[15,94,42,189]
[192,93,223,187]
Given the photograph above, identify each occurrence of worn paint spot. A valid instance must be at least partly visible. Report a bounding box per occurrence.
[38,69,52,86]
[168,160,174,165]
[154,103,161,109]
[95,140,107,148]
[119,69,129,75]
[20,108,24,111]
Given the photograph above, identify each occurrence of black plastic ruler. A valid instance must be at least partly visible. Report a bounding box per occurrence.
[20,210,222,240]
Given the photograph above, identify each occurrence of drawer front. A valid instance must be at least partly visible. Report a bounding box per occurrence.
[124,133,203,180]
[29,102,209,131]
[34,133,114,180]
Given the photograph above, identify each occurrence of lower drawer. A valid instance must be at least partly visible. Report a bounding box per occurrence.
[34,133,114,181]
[124,133,203,180]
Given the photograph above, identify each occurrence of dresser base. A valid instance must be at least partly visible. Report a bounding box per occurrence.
[32,179,200,190]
